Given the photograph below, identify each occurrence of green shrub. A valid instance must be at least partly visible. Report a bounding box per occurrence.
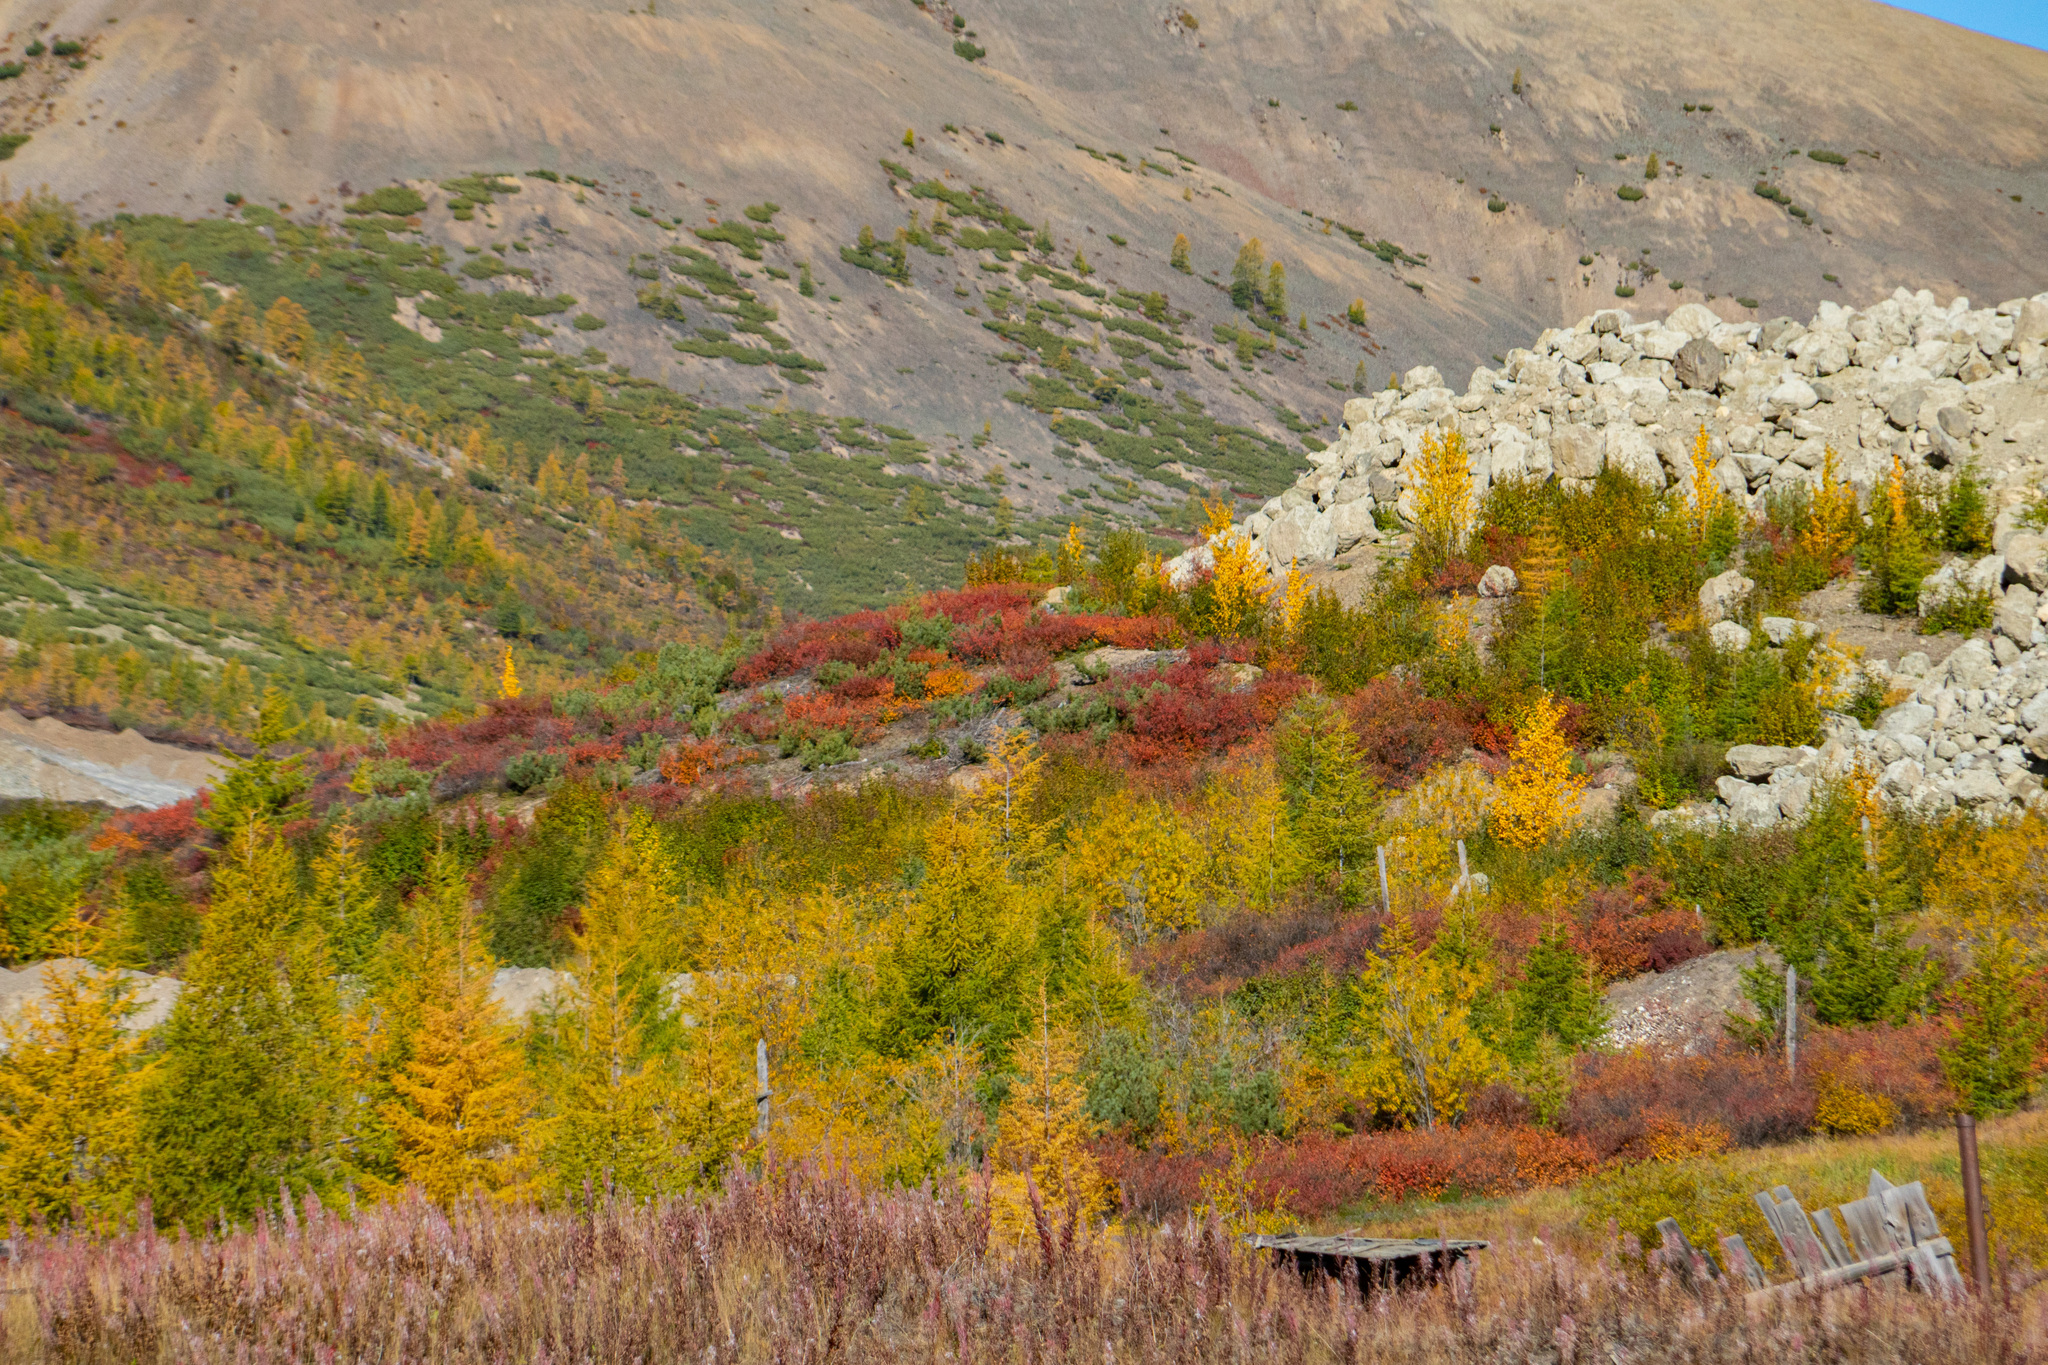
[348,186,426,216]
[24,39,44,56]
[1823,272,1839,283]
[1487,196,1506,213]
[954,38,986,60]
[1614,284,1636,297]
[51,39,82,56]
[0,62,22,79]
[1337,100,1358,111]
[0,133,27,161]
[573,313,606,330]
[631,205,653,218]
[1807,148,1848,165]
[744,202,781,223]
[525,168,561,182]
[503,750,564,794]
[1578,254,1594,266]
[794,728,859,769]
[1616,184,1645,202]
[1737,296,1759,309]
[1921,590,1992,636]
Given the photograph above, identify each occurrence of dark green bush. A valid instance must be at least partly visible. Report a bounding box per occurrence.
[573,313,606,331]
[525,168,561,182]
[24,39,44,56]
[954,38,986,60]
[1614,284,1636,297]
[51,39,82,56]
[1807,149,1848,165]
[1487,196,1507,213]
[1616,185,1645,202]
[1921,590,1992,636]
[503,750,564,793]
[0,134,28,161]
[0,62,22,79]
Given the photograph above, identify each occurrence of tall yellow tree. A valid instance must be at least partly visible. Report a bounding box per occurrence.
[0,913,152,1224]
[1200,497,1271,639]
[1413,429,1473,572]
[383,875,535,1203]
[991,986,1110,1235]
[1345,915,1501,1129]
[1490,691,1586,848]
[500,647,522,699]
[538,810,693,1196]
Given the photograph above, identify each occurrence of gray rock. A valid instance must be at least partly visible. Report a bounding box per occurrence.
[2026,724,2048,762]
[1942,637,1999,689]
[1551,424,1604,479]
[1949,767,2008,805]
[1698,568,1755,625]
[1896,651,1933,679]
[1717,776,1782,827]
[1592,309,1631,335]
[1775,773,1815,819]
[2016,299,2048,345]
[1710,619,1753,652]
[1264,504,1338,564]
[1327,499,1379,553]
[1937,405,1972,441]
[1996,583,2040,643]
[1760,616,1815,645]
[1877,701,1937,738]
[1726,743,1796,778]
[1400,365,1444,393]
[1673,336,1725,390]
[1478,564,1519,598]
[1767,378,1821,412]
[2005,533,2048,591]
[1760,317,1805,352]
[1886,386,1928,430]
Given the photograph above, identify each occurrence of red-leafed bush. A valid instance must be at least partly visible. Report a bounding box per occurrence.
[1136,908,1377,999]
[99,797,203,854]
[1571,871,1711,981]
[951,609,1169,664]
[912,583,1039,625]
[1346,676,1471,788]
[1802,1022,1954,1131]
[1093,1141,1215,1221]
[1563,1045,1814,1161]
[732,611,902,684]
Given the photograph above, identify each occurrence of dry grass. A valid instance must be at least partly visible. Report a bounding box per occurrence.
[3,1159,2046,1363]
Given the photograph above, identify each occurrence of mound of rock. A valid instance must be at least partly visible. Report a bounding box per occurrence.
[1170,287,2048,580]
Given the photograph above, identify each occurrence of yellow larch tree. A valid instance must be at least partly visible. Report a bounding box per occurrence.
[1803,443,1859,565]
[500,647,522,699]
[1193,750,1302,912]
[538,809,693,1196]
[1686,422,1724,543]
[383,883,536,1203]
[1344,915,1501,1129]
[1064,796,1202,937]
[1200,496,1271,639]
[991,986,1111,1236]
[1413,428,1474,572]
[0,911,153,1224]
[1490,691,1586,848]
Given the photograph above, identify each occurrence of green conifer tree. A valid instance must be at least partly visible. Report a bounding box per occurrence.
[1508,928,1607,1058]
[1265,259,1288,319]
[198,688,310,837]
[1941,932,2044,1117]
[140,823,346,1222]
[1231,238,1265,311]
[1273,691,1375,879]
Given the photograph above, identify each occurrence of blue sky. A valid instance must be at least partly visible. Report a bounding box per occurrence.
[1879,1,2047,51]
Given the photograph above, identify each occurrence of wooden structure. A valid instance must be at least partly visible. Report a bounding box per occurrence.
[1246,1233,1488,1290]
[1652,1169,1965,1301]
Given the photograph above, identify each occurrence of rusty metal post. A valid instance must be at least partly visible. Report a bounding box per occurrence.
[1957,1112,1992,1291]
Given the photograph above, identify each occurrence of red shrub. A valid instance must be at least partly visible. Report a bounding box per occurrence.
[1571,872,1711,981]
[913,583,1039,624]
[732,611,902,684]
[1802,1022,1954,1130]
[1563,1044,1815,1161]
[1093,1141,1216,1221]
[101,797,203,854]
[1346,676,1471,788]
[1429,559,1482,594]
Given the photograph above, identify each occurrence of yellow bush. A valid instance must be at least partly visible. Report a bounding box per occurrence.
[1812,1071,1896,1136]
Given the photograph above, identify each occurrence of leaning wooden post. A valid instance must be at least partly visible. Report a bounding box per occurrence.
[1376,844,1391,916]
[1956,1112,1991,1291]
[1785,965,1798,1076]
[755,1038,771,1140]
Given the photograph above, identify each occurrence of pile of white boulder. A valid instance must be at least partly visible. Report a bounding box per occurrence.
[1163,284,2048,824]
[1167,286,2048,580]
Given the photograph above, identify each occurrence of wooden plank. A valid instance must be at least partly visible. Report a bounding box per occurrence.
[1897,1182,1944,1243]
[1809,1207,1852,1270]
[1719,1234,1767,1291]
[1746,1244,1921,1302]
[1868,1168,1896,1198]
[1655,1218,1719,1286]
[1775,1196,1833,1278]
[1837,1197,1893,1259]
[1879,1187,1916,1252]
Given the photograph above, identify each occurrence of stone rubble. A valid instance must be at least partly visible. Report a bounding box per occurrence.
[1164,285,2048,822]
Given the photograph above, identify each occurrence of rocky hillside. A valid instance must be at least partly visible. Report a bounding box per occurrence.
[1197,283,2048,820]
[0,0,2041,612]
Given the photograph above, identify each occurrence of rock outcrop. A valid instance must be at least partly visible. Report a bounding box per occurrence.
[1172,287,2048,581]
